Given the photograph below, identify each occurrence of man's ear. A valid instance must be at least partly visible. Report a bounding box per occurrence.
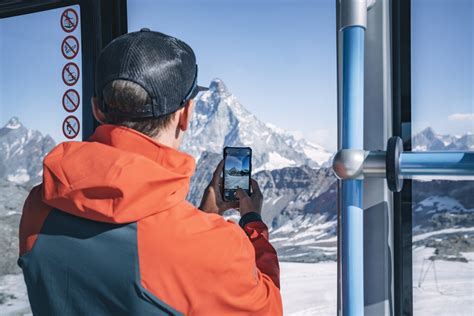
[178,100,194,131]
[91,96,106,124]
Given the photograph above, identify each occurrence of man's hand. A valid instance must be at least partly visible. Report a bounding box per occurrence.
[236,179,263,217]
[199,161,239,214]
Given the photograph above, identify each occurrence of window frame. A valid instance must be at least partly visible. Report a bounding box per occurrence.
[392,0,413,314]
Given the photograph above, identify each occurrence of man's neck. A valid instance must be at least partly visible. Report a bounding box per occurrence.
[153,130,180,149]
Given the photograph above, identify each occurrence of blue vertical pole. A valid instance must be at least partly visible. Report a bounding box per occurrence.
[341,26,365,315]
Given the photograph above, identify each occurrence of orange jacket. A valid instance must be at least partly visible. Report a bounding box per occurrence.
[19,125,282,315]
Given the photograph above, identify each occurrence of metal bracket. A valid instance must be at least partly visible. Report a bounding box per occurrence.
[332,137,403,191]
[332,149,386,180]
[386,136,404,192]
[333,135,474,193]
[340,0,368,30]
[332,149,366,180]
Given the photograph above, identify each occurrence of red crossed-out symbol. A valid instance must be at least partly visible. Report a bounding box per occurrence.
[62,115,81,139]
[61,8,78,33]
[61,35,79,60]
[62,62,80,86]
[62,89,80,113]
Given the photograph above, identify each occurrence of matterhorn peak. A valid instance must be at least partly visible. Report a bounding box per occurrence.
[209,78,229,94]
[421,126,436,135]
[418,127,439,141]
[4,117,22,129]
[181,78,333,169]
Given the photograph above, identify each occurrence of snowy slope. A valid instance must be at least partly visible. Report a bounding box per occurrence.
[280,262,337,316]
[412,248,474,316]
[2,258,473,316]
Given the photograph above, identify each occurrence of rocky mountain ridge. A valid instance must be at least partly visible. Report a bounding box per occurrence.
[0,117,55,187]
[412,127,473,151]
[180,79,333,170]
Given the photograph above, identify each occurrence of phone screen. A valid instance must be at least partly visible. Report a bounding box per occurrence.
[223,147,252,201]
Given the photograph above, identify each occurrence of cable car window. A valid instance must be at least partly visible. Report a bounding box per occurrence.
[128,0,337,314]
[0,5,82,313]
[411,0,473,314]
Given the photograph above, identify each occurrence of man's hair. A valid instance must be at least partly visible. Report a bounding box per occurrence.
[101,80,175,138]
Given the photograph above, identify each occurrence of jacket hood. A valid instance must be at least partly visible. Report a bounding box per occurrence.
[42,125,196,223]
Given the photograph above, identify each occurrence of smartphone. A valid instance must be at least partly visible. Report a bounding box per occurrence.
[223,147,252,201]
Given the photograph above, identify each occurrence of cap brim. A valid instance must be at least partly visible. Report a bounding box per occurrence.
[186,84,209,102]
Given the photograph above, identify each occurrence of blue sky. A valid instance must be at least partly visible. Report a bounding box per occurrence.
[0,0,472,148]
[127,0,473,145]
[127,0,338,150]
[411,0,473,136]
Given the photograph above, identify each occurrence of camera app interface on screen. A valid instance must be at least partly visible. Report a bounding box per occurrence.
[224,148,251,199]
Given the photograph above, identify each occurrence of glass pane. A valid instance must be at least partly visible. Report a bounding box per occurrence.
[0,5,82,314]
[411,0,473,314]
[128,0,337,314]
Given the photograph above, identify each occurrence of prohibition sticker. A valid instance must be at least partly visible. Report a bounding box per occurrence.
[62,62,80,86]
[61,8,78,33]
[62,89,80,113]
[61,35,79,60]
[62,115,80,139]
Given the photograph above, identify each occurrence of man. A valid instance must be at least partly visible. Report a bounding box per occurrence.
[18,29,282,315]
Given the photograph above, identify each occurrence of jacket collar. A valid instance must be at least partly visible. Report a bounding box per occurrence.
[89,124,196,173]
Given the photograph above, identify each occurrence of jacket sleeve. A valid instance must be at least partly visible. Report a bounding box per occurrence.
[239,212,280,288]
[217,220,283,316]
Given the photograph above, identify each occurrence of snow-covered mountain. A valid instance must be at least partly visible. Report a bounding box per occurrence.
[412,180,474,231]
[0,117,55,187]
[410,128,474,261]
[181,79,333,170]
[267,181,337,262]
[412,127,473,151]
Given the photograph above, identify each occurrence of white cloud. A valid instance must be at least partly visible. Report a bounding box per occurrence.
[448,113,474,121]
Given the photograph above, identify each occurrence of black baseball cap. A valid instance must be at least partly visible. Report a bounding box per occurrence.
[95,28,208,118]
